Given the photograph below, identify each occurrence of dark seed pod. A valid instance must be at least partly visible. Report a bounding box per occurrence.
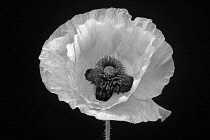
[84,55,134,102]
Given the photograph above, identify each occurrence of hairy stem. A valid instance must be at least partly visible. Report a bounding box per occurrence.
[105,120,111,140]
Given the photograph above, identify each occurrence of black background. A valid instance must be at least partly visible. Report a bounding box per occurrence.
[1,0,209,139]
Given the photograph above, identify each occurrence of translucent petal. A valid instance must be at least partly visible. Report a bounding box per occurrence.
[133,41,174,100]
[80,95,170,123]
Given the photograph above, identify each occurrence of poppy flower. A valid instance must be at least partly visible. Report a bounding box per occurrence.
[39,8,174,124]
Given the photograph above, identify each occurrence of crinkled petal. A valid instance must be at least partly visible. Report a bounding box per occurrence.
[80,95,171,123]
[133,39,174,100]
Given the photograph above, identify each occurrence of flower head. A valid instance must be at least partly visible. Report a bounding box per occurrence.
[39,8,174,124]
